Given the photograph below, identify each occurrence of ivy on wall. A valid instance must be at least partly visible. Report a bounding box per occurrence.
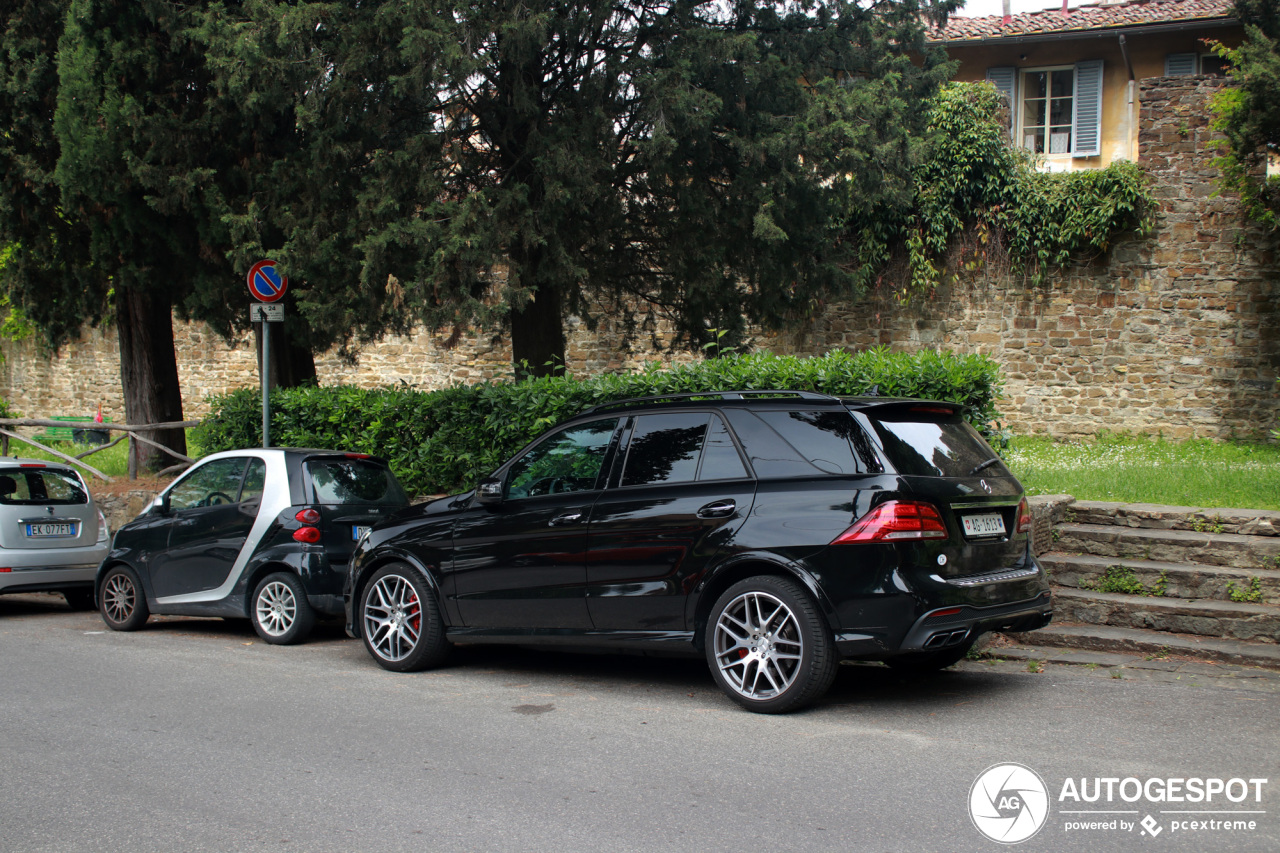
[894,82,1154,296]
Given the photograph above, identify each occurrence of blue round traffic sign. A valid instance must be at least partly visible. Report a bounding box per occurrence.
[247,259,288,302]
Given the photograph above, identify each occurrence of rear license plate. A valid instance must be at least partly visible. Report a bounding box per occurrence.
[962,513,1006,538]
[25,522,78,538]
[352,525,371,541]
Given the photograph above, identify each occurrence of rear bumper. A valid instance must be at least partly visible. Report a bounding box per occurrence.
[0,560,103,594]
[897,590,1054,653]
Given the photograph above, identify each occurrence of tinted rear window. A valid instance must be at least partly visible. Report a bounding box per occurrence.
[0,468,88,505]
[868,409,1008,478]
[307,460,407,506]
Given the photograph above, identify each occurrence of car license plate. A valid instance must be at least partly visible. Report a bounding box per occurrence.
[353,525,371,541]
[25,522,78,538]
[962,513,1006,538]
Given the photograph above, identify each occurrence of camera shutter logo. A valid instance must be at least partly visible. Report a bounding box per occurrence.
[969,763,1051,844]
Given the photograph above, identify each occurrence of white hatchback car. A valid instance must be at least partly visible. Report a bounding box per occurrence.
[0,459,110,610]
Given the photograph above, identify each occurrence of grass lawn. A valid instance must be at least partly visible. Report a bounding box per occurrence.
[1005,434,1280,510]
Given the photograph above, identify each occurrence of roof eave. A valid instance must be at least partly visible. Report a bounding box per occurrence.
[931,17,1239,47]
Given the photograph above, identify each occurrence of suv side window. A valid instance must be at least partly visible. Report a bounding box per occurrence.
[167,458,249,510]
[698,415,750,481]
[507,418,619,499]
[723,409,869,478]
[620,413,709,487]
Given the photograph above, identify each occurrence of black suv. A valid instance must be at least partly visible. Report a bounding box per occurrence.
[98,449,408,644]
[345,392,1051,712]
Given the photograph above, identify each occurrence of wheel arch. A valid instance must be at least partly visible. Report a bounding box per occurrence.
[349,549,445,640]
[691,554,837,653]
[240,560,302,618]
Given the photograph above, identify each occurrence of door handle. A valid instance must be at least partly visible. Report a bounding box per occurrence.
[697,500,736,519]
[549,512,584,527]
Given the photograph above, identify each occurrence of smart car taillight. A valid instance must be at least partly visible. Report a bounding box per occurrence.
[295,508,322,524]
[1015,498,1033,535]
[293,526,322,544]
[832,500,949,544]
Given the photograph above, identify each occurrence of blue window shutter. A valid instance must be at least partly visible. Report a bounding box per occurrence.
[986,67,1016,135]
[1072,59,1104,157]
[1165,53,1198,76]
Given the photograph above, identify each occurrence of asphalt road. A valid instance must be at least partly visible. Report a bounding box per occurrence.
[2,592,1277,853]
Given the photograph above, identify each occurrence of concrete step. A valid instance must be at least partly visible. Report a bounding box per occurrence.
[1040,552,1280,604]
[1004,622,1280,669]
[1055,523,1280,570]
[1068,501,1280,536]
[1053,587,1280,642]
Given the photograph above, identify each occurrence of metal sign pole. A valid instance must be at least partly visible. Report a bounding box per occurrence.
[246,258,287,450]
[261,319,271,448]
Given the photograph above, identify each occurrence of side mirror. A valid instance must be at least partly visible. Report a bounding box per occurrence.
[152,494,171,515]
[476,477,504,507]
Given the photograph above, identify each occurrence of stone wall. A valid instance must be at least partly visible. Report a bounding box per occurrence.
[1,76,1276,439]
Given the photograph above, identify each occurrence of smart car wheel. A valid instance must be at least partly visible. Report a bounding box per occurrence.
[99,566,149,631]
[360,563,449,672]
[705,576,837,714]
[251,572,316,645]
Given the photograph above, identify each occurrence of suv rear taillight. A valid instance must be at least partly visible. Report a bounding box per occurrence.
[1015,497,1032,535]
[833,500,949,544]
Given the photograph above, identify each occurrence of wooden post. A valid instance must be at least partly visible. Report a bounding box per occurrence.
[128,433,137,480]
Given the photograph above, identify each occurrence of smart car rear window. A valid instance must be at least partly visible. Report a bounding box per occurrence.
[867,408,1009,478]
[0,468,88,505]
[307,459,407,505]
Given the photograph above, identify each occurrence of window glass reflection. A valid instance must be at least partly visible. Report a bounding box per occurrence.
[621,413,710,487]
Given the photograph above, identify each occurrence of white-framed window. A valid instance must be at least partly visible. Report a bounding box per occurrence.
[986,60,1104,159]
[1020,66,1075,156]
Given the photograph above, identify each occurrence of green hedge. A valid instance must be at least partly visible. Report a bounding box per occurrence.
[194,349,1006,497]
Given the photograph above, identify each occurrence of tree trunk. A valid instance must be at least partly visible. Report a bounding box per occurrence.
[254,322,318,389]
[116,287,187,473]
[510,283,567,380]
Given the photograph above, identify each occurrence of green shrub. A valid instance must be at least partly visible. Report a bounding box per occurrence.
[195,348,1005,496]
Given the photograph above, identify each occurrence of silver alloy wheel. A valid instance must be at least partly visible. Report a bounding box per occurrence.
[102,572,136,624]
[712,590,804,700]
[255,580,298,637]
[363,574,422,662]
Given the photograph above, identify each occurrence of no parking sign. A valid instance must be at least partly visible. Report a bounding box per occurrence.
[247,259,288,302]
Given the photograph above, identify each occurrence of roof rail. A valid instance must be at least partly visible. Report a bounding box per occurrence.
[578,389,841,417]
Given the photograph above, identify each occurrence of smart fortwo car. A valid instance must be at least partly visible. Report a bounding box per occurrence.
[345,391,1053,713]
[97,449,407,644]
[0,459,109,610]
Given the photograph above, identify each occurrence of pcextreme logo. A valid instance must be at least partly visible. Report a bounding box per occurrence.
[968,764,1270,843]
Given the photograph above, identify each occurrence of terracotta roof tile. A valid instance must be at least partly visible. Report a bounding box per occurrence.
[934,0,1237,42]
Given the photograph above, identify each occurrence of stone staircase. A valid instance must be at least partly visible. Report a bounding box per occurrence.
[1010,500,1280,668]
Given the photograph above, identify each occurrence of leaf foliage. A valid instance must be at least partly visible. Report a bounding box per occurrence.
[195,349,1005,496]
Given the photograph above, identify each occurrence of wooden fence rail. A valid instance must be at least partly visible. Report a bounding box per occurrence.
[0,418,201,482]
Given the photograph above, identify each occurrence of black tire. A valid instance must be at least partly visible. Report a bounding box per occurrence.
[251,572,316,645]
[704,575,837,713]
[99,565,149,631]
[63,589,96,611]
[885,638,975,673]
[359,563,449,672]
